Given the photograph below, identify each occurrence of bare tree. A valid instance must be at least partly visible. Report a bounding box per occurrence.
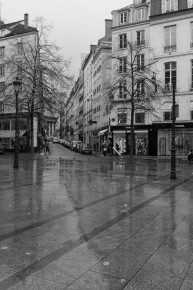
[3,17,73,156]
[104,41,164,158]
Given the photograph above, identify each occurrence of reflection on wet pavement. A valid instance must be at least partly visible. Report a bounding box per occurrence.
[0,151,193,289]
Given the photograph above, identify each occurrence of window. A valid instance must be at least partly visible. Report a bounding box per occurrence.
[164,26,176,52]
[136,8,146,21]
[137,54,145,71]
[0,64,4,76]
[120,12,127,24]
[162,0,178,13]
[0,46,5,58]
[119,80,127,98]
[164,111,172,121]
[137,79,145,97]
[190,101,193,119]
[0,82,5,93]
[118,110,127,123]
[135,112,145,123]
[191,23,193,48]
[16,42,23,54]
[0,101,4,113]
[119,34,127,49]
[136,30,145,45]
[135,0,146,5]
[119,57,127,73]
[165,62,176,90]
[191,60,193,89]
[188,0,193,8]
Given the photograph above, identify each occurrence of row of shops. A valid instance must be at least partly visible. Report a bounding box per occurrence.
[92,121,193,157]
[0,113,57,152]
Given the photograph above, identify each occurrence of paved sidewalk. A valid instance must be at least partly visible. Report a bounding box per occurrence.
[0,152,193,289]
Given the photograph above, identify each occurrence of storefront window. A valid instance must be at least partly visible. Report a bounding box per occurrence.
[158,129,193,156]
[135,133,148,155]
[114,133,126,155]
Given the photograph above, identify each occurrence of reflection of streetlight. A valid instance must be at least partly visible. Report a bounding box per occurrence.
[170,81,176,180]
[13,77,22,169]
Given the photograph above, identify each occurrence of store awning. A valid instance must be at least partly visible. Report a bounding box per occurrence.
[0,130,26,138]
[98,129,108,136]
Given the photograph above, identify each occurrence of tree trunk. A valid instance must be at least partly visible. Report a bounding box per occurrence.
[30,98,34,157]
[130,43,134,159]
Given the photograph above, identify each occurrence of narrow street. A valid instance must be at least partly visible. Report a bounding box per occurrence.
[0,145,193,289]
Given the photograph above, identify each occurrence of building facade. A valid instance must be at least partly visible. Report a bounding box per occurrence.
[109,0,193,157]
[0,14,58,151]
[150,0,193,156]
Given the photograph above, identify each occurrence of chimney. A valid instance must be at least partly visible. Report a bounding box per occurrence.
[90,45,96,52]
[105,19,112,37]
[24,13,29,29]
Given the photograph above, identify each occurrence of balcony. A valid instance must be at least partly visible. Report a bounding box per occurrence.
[164,45,176,53]
[136,40,145,46]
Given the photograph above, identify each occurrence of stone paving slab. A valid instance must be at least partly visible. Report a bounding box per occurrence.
[0,147,193,289]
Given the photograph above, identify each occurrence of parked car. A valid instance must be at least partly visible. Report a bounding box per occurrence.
[53,137,58,144]
[71,141,82,151]
[65,140,71,148]
[47,136,53,142]
[80,143,92,155]
[59,139,65,146]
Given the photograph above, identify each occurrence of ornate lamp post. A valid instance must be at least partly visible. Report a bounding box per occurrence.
[170,81,176,179]
[13,77,22,169]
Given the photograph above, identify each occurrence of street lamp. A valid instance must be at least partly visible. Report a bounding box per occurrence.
[13,77,22,169]
[170,81,176,179]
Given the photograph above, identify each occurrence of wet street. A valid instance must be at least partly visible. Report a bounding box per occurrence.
[0,144,193,289]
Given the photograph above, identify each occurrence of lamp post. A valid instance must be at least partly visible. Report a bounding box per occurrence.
[13,77,22,169]
[170,81,176,179]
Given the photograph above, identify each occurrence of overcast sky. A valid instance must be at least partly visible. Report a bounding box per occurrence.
[2,0,132,79]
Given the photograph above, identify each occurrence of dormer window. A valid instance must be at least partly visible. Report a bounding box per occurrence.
[135,0,146,4]
[136,8,146,21]
[188,0,193,8]
[162,0,178,14]
[120,12,127,24]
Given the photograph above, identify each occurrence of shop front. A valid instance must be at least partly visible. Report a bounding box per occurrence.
[154,122,193,157]
[111,126,150,156]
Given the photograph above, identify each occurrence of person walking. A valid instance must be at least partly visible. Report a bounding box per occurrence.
[103,143,107,156]
[44,140,50,155]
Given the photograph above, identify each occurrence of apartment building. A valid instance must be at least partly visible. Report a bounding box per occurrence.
[91,20,112,150]
[150,0,193,156]
[109,0,193,157]
[0,14,39,151]
[82,45,96,144]
[0,14,58,151]
[110,0,152,155]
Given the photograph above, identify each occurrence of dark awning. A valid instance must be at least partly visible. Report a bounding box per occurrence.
[98,129,108,136]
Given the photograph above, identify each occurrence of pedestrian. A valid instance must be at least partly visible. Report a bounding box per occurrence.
[44,140,50,155]
[103,143,107,156]
[188,149,193,165]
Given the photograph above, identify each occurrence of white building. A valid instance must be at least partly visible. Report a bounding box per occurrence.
[110,0,193,156]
